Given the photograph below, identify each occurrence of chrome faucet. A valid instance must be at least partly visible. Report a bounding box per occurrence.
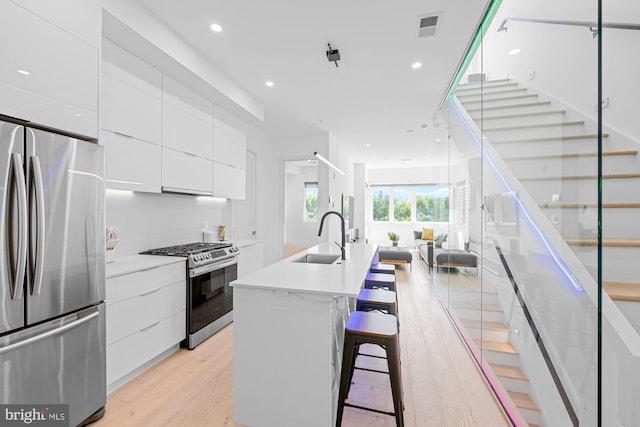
[317,210,346,260]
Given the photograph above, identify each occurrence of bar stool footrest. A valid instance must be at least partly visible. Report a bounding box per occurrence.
[354,366,390,375]
[344,402,396,418]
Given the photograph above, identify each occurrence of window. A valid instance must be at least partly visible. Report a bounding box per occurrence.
[371,184,449,222]
[304,182,318,221]
[393,187,411,222]
[372,187,390,221]
[416,185,449,222]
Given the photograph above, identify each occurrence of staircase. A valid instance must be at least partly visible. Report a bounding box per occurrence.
[442,277,542,426]
[455,78,640,305]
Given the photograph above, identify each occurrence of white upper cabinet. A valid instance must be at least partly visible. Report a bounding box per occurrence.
[213,117,247,170]
[213,162,246,200]
[100,130,161,193]
[162,147,213,195]
[162,75,213,159]
[0,1,99,137]
[11,0,101,48]
[101,39,162,144]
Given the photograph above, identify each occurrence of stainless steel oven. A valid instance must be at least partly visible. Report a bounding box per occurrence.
[188,257,237,349]
[140,242,239,349]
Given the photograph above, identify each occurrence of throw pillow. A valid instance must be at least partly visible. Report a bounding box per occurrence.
[413,230,422,240]
[421,227,434,240]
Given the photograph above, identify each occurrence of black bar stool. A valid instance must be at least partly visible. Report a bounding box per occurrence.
[364,272,396,292]
[356,288,397,316]
[369,263,395,275]
[336,311,404,427]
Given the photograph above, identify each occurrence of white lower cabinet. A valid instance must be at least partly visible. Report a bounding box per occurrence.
[237,242,264,278]
[213,161,245,199]
[162,147,213,195]
[101,130,161,193]
[106,261,186,389]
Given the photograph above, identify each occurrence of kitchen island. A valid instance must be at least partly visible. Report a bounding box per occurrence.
[231,242,379,427]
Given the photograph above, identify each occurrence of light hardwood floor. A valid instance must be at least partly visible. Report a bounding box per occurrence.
[96,256,510,427]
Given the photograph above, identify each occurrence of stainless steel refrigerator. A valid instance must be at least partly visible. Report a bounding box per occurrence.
[0,118,106,426]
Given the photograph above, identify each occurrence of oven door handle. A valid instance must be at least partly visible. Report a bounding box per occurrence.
[190,257,238,277]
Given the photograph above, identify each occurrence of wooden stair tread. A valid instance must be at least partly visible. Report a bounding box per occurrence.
[493,133,608,144]
[540,202,640,209]
[462,319,509,332]
[603,282,640,302]
[454,301,503,312]
[475,339,517,354]
[506,149,637,161]
[472,109,566,121]
[456,79,513,90]
[491,363,528,380]
[461,94,538,105]
[508,390,541,412]
[484,120,584,132]
[520,173,640,182]
[456,88,527,98]
[564,237,640,247]
[466,101,551,113]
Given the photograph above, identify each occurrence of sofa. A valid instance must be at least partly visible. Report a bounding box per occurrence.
[414,230,478,274]
[413,231,435,273]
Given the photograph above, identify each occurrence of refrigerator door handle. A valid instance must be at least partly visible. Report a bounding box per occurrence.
[0,309,99,356]
[8,153,27,300]
[29,156,46,296]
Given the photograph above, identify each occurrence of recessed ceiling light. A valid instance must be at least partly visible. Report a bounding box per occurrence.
[18,69,30,75]
[210,23,222,32]
[420,123,428,129]
[435,138,441,142]
[265,81,274,87]
[411,62,422,69]
[74,113,83,117]
[425,155,431,159]
[508,48,521,55]
[365,143,371,147]
[406,129,415,134]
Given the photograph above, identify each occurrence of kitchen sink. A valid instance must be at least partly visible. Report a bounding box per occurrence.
[292,253,341,264]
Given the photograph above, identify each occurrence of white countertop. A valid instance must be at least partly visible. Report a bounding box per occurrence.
[106,254,186,279]
[231,242,378,297]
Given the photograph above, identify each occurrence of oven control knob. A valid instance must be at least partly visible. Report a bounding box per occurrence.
[205,253,211,259]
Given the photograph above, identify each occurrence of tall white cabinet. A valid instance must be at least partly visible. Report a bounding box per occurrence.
[161,75,214,195]
[213,116,247,199]
[100,39,162,193]
[0,0,100,137]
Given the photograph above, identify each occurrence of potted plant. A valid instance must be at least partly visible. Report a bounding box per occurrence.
[434,233,447,248]
[388,232,400,246]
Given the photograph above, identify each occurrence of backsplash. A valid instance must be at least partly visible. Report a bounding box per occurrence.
[106,191,230,257]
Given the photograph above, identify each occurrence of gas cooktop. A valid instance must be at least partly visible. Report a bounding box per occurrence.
[141,242,239,268]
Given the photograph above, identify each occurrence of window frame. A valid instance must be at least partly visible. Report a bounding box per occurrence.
[370,184,449,224]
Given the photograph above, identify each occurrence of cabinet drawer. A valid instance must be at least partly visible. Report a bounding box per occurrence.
[107,280,185,345]
[107,262,185,305]
[162,147,213,195]
[101,130,161,193]
[106,310,185,386]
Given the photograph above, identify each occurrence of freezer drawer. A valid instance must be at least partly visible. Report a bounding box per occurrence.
[0,304,106,426]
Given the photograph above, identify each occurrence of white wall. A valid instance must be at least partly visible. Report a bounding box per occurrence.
[478,0,640,143]
[284,165,319,246]
[106,191,229,257]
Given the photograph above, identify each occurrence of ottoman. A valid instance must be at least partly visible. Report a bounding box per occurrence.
[378,246,413,270]
[433,248,478,274]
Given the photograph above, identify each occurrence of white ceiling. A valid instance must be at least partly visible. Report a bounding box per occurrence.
[137,0,489,168]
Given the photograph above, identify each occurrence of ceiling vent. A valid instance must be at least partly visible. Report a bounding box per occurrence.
[417,13,440,38]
